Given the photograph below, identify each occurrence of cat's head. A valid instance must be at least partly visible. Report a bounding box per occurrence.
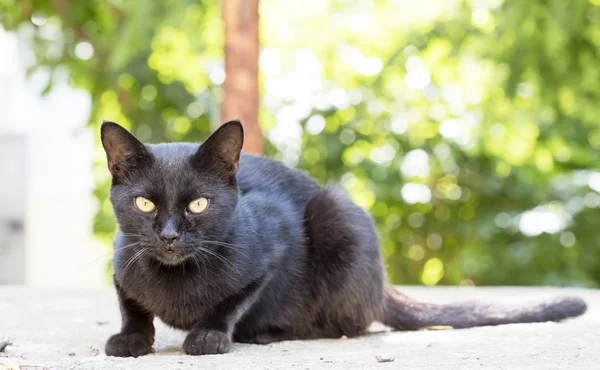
[100,120,244,265]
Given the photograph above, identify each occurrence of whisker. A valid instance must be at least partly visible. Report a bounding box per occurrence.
[196,240,251,257]
[117,251,138,280]
[194,242,250,258]
[77,250,113,270]
[128,249,149,276]
[247,229,267,237]
[114,242,142,252]
[192,251,202,272]
[191,250,214,280]
[118,248,147,280]
[199,240,245,249]
[189,243,236,269]
[120,233,145,238]
[202,248,235,269]
[73,241,142,274]
[197,252,209,280]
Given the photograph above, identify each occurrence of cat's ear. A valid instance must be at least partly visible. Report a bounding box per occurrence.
[193,120,244,178]
[100,121,150,179]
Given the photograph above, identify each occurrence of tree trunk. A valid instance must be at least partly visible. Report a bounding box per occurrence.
[221,0,263,155]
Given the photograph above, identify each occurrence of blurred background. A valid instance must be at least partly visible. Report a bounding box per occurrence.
[1,0,599,289]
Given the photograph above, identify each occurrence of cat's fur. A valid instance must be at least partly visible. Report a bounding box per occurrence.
[101,120,587,357]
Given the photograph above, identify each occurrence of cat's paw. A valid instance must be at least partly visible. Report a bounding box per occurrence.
[105,332,154,357]
[183,329,231,355]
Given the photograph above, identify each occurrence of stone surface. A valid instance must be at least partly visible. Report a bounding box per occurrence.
[0,286,598,369]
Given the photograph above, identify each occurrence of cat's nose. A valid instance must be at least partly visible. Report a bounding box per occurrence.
[160,232,180,245]
[159,218,180,245]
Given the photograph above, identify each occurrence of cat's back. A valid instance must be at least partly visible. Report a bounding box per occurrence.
[237,154,321,207]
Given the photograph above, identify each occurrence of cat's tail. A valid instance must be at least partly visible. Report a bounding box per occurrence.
[382,285,587,330]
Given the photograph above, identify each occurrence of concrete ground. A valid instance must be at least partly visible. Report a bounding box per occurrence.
[0,286,598,370]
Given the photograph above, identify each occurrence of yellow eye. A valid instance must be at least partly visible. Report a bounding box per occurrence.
[134,197,156,213]
[188,197,209,214]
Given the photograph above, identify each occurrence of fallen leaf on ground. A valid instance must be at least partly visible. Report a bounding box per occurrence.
[87,345,99,356]
[375,354,395,363]
[1,359,20,370]
[66,361,82,370]
[424,325,454,330]
[0,360,49,370]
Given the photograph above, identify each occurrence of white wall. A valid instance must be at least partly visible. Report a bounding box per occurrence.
[0,27,107,288]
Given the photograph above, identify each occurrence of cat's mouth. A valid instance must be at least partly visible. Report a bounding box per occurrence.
[152,249,186,265]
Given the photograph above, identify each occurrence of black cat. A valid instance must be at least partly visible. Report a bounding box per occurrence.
[101,120,586,357]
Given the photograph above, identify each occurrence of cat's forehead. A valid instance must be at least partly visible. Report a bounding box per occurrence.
[144,142,203,179]
[147,142,201,161]
[123,142,222,191]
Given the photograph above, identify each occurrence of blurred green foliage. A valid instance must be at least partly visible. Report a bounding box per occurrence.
[2,0,600,287]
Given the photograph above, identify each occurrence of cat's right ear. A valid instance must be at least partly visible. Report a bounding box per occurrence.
[100,121,149,180]
[192,120,244,180]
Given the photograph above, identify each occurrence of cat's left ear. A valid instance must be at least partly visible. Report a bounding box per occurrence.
[193,120,244,178]
[100,121,150,179]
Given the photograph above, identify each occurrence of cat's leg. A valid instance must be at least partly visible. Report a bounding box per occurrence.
[303,186,386,338]
[183,278,264,355]
[105,277,155,357]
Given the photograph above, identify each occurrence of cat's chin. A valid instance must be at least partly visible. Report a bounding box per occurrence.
[151,251,187,266]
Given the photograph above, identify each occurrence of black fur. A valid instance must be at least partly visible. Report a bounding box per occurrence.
[101,120,587,357]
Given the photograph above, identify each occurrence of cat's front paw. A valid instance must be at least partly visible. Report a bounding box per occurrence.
[105,332,154,357]
[183,329,231,355]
